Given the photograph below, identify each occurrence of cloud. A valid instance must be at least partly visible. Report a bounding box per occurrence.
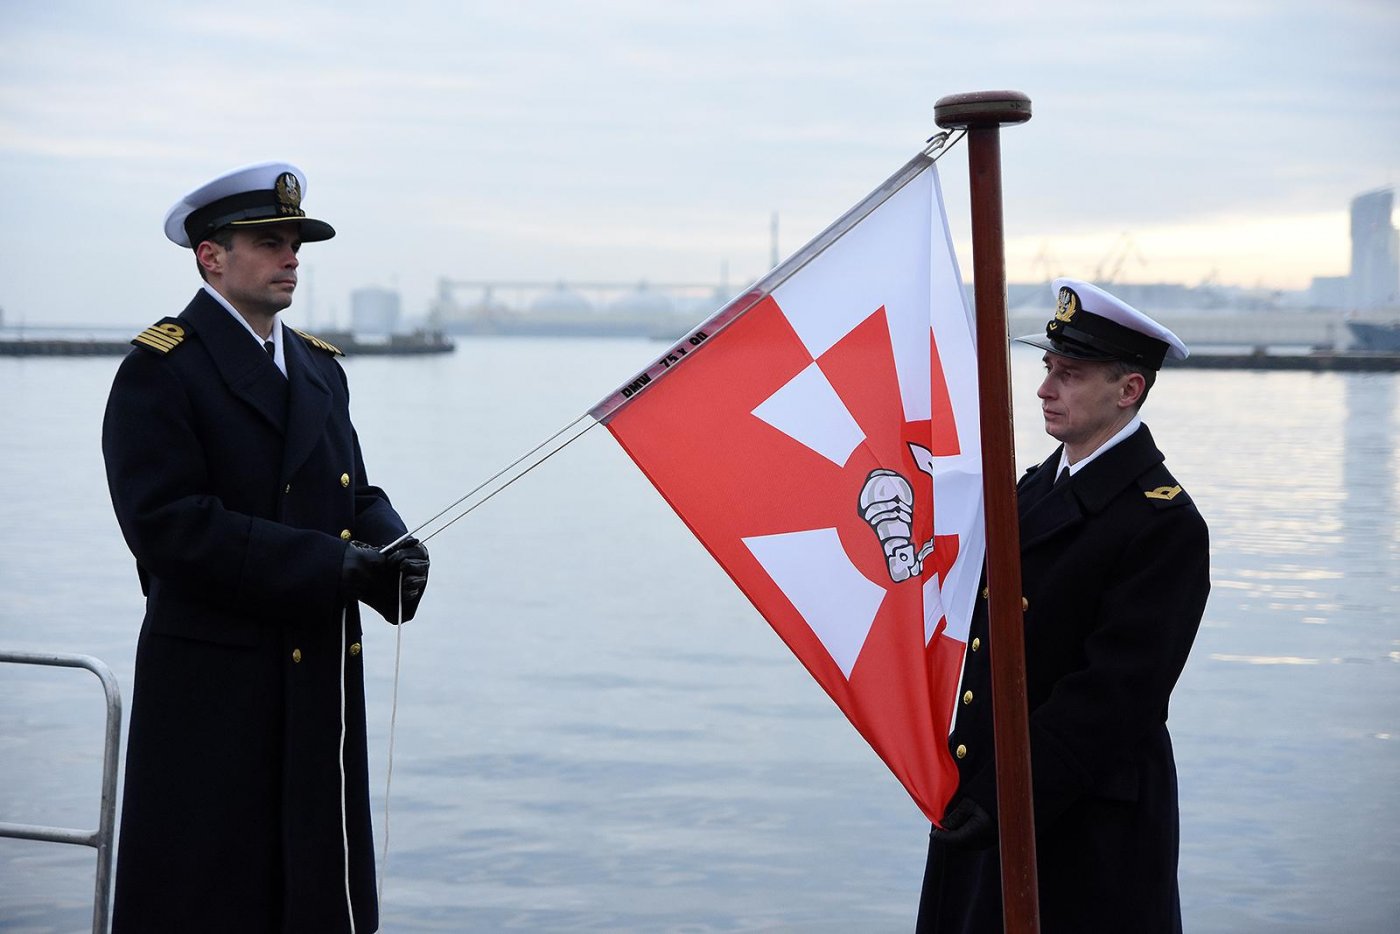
[0,0,1396,325]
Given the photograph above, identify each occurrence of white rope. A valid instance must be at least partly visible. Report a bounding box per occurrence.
[419,416,601,546]
[382,414,597,552]
[339,605,356,934]
[378,579,405,907]
[370,416,597,919]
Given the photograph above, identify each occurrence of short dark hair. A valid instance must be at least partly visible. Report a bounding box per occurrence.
[1106,359,1156,408]
[195,228,237,282]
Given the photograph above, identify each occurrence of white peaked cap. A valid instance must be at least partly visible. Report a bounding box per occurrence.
[163,161,334,248]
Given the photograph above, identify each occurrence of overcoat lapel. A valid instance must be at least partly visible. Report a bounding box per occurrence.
[180,292,288,434]
[1018,448,1083,550]
[1017,453,1058,517]
[1071,425,1165,514]
[280,330,332,484]
[1018,426,1167,551]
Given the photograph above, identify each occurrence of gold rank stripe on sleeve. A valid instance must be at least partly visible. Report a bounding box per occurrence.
[131,321,186,354]
[292,328,344,356]
[1145,484,1183,501]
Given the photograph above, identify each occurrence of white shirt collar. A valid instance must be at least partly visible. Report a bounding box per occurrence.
[201,284,285,376]
[1055,413,1143,477]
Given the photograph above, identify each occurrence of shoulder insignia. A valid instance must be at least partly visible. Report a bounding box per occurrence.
[131,318,187,354]
[1144,484,1182,501]
[292,328,343,356]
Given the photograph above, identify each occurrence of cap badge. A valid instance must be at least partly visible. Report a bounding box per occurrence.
[1049,286,1079,333]
[274,172,303,213]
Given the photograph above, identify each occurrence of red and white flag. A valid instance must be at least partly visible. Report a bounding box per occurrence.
[591,155,982,821]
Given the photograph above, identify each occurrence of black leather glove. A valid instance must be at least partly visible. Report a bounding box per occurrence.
[930,796,996,850]
[392,538,429,621]
[341,537,430,623]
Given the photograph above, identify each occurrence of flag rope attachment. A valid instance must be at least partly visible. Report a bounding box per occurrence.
[924,128,964,157]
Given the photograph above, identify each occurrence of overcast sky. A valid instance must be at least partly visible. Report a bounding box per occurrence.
[2,0,1397,328]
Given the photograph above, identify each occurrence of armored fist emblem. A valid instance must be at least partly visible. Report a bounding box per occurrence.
[859,443,937,584]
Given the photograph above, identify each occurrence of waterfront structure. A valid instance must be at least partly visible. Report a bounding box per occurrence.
[1309,275,1349,309]
[350,286,402,335]
[1349,188,1399,309]
[428,278,729,339]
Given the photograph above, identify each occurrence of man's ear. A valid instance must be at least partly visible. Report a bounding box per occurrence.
[195,240,224,278]
[1119,371,1146,409]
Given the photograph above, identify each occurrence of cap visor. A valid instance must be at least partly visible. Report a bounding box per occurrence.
[298,218,335,242]
[1012,333,1118,362]
[226,216,336,242]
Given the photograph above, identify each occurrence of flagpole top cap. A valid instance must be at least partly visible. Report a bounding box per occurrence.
[934,91,1032,129]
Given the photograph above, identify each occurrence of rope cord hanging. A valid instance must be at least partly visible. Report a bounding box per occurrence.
[377,582,405,907]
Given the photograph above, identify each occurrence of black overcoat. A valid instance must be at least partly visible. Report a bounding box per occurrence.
[102,290,406,933]
[917,424,1210,933]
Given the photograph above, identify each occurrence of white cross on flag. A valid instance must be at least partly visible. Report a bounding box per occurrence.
[592,156,983,821]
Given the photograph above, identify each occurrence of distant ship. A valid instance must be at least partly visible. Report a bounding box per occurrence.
[1346,320,1400,352]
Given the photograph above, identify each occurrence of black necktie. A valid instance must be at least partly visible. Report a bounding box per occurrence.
[264,340,275,358]
[1053,466,1070,488]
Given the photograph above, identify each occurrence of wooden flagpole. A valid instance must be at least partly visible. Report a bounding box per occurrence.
[935,90,1040,933]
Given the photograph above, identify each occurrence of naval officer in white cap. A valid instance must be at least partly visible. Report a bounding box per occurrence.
[918,280,1211,933]
[103,162,429,933]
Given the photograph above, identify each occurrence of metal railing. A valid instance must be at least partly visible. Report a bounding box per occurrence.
[0,650,122,934]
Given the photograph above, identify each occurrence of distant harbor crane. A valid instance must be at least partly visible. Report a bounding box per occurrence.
[1095,232,1147,285]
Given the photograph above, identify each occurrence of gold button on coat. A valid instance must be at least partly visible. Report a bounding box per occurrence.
[1022,597,1029,611]
[955,744,967,759]
[291,648,302,663]
[971,637,981,652]
[963,690,974,705]
[349,643,361,656]
[340,473,350,488]
[340,529,352,541]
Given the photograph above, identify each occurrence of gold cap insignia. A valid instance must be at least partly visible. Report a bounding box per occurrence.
[1049,286,1079,333]
[1144,484,1182,501]
[274,172,302,209]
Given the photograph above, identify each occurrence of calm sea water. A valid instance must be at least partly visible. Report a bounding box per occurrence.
[1,337,1397,933]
